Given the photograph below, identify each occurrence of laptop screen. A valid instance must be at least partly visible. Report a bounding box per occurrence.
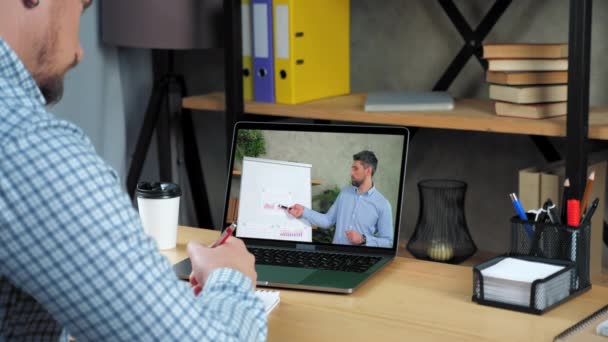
[224,123,408,251]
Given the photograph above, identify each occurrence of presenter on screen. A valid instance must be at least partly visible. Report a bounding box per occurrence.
[287,151,393,247]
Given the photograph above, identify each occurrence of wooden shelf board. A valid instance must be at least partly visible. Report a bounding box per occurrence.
[183,92,608,140]
[231,169,321,185]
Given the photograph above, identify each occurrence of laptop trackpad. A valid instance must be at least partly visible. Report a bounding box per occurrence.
[256,264,315,283]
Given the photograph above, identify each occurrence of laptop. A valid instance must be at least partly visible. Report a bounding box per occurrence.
[174,122,409,293]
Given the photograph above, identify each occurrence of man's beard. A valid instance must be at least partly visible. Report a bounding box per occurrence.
[33,32,76,105]
[351,178,362,187]
[39,75,65,105]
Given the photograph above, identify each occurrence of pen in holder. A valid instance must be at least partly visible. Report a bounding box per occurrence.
[510,215,591,291]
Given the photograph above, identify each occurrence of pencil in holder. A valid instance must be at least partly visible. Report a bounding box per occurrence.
[509,216,591,291]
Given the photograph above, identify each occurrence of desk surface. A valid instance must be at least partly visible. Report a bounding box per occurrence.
[163,226,608,342]
[182,92,608,140]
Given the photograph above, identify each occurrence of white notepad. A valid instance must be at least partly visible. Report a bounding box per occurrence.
[481,257,565,282]
[480,258,567,307]
[255,290,280,315]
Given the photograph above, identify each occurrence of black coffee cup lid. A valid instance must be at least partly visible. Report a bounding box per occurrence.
[136,182,181,199]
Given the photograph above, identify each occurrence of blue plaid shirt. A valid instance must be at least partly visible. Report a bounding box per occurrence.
[0,39,267,341]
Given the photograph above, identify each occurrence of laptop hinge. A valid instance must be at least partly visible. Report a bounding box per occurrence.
[295,244,316,251]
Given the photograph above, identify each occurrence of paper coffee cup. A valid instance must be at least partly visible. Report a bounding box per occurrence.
[136,182,181,250]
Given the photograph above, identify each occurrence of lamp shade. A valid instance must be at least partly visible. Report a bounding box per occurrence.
[101,0,223,50]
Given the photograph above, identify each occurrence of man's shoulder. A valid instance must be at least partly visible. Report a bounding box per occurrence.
[0,101,85,151]
[339,185,354,194]
[371,189,390,206]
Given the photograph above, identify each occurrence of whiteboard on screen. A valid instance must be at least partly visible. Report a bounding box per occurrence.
[237,157,313,242]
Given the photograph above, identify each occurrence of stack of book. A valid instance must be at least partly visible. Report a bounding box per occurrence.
[483,43,568,119]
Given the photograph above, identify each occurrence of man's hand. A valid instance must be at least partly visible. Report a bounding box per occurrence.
[345,230,364,245]
[287,204,305,218]
[187,236,257,295]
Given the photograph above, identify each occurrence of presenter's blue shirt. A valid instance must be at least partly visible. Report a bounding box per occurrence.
[303,185,394,247]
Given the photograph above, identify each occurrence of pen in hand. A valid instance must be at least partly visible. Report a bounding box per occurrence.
[191,223,237,296]
[209,223,236,248]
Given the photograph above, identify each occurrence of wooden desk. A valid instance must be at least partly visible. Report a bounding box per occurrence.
[163,227,608,341]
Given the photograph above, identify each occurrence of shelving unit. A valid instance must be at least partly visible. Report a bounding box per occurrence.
[210,0,594,199]
[181,0,596,233]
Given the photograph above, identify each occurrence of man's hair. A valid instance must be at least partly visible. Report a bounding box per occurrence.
[353,150,378,176]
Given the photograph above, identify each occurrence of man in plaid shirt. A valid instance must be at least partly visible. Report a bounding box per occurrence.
[0,1,267,340]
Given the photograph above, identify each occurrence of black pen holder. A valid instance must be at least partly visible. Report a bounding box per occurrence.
[472,216,591,315]
[509,215,591,291]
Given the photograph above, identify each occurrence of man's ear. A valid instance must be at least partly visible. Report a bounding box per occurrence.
[23,0,40,9]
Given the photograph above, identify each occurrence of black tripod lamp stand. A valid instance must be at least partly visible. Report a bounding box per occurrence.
[101,0,223,227]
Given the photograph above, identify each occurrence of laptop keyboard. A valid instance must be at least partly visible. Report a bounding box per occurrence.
[249,248,382,273]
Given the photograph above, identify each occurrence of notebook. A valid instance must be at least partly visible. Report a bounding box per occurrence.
[256,290,280,315]
[554,304,608,341]
[173,258,280,315]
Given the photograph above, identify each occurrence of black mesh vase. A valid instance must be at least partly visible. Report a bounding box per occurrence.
[407,179,477,264]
